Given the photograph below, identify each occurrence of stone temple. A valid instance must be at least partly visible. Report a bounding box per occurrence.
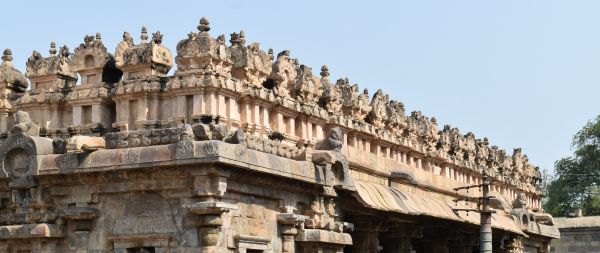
[0,17,559,253]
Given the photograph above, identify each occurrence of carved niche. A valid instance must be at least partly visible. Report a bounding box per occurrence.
[71,33,122,85]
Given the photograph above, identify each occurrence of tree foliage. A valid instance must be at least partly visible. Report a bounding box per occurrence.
[544,115,600,216]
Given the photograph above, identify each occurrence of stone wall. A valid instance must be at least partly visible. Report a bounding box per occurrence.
[551,216,600,253]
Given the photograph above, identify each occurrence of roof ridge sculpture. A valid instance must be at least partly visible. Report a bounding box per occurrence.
[4,17,543,194]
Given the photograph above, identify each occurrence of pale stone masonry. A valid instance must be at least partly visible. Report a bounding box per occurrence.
[551,215,600,253]
[0,17,558,253]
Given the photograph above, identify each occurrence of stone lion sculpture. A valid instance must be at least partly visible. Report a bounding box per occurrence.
[316,127,343,152]
[11,110,35,135]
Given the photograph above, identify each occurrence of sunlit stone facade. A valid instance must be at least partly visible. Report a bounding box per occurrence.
[0,17,558,253]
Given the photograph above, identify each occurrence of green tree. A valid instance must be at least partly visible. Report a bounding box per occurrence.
[543,115,600,216]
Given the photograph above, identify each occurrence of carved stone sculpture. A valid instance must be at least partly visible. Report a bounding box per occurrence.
[11,110,38,136]
[316,127,343,152]
[269,50,297,97]
[295,65,322,104]
[318,65,343,116]
[116,27,174,79]
[367,89,388,128]
[0,49,28,93]
[385,100,406,135]
[175,17,231,78]
[229,31,272,86]
[25,42,77,90]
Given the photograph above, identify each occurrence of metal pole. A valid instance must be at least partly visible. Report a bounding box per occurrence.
[480,174,492,253]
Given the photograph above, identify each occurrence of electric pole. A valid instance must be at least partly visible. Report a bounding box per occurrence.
[453,172,495,253]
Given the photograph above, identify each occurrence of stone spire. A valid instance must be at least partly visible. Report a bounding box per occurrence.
[1,49,13,67]
[320,65,330,78]
[198,17,210,32]
[140,26,148,43]
[49,42,57,56]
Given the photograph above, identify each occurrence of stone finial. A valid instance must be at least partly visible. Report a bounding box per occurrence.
[141,26,148,43]
[152,31,163,45]
[2,49,13,64]
[320,65,330,78]
[198,17,210,32]
[49,42,57,56]
[239,30,246,45]
[268,48,274,60]
[95,32,102,41]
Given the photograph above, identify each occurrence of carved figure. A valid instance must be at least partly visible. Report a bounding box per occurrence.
[269,50,297,97]
[319,65,343,116]
[367,89,388,128]
[295,65,321,104]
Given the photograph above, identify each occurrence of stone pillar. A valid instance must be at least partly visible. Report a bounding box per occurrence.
[217,94,228,124]
[0,111,8,134]
[262,106,270,137]
[64,206,99,253]
[184,167,237,253]
[277,213,306,253]
[193,93,205,118]
[352,230,382,253]
[72,106,82,126]
[206,92,217,117]
[229,97,240,128]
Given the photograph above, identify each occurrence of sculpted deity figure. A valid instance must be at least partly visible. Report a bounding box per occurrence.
[424,117,440,152]
[487,145,500,176]
[475,138,490,167]
[338,78,356,110]
[385,100,406,135]
[463,132,476,163]
[438,125,453,153]
[355,88,372,121]
[367,89,388,128]
[512,148,524,180]
[295,65,322,104]
[115,32,134,67]
[319,66,343,116]
[57,45,73,77]
[229,31,272,86]
[25,51,43,78]
[449,127,465,161]
[269,50,297,98]
[150,31,173,69]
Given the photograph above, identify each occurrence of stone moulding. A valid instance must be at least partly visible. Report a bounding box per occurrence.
[36,140,324,185]
[0,224,63,239]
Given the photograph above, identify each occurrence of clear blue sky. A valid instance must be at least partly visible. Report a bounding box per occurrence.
[3,1,599,173]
